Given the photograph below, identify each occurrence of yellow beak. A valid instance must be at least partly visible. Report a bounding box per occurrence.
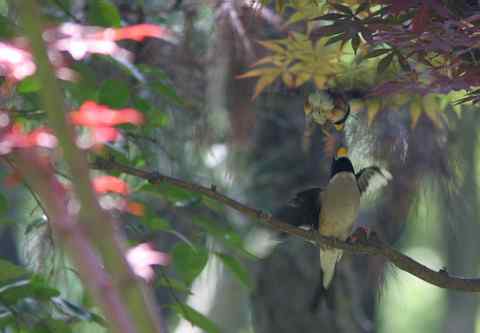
[336,147,348,158]
[334,123,345,131]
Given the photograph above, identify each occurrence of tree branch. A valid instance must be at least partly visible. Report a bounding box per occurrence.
[93,156,480,293]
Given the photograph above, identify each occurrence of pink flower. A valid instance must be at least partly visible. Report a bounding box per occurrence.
[126,243,170,282]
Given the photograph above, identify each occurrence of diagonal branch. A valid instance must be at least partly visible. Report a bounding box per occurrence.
[93,156,480,293]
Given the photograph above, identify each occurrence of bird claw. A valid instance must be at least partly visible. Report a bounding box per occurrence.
[347,226,370,244]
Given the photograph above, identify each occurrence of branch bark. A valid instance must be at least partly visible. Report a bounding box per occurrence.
[93,156,480,293]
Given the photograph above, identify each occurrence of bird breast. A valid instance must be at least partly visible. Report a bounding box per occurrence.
[319,172,360,238]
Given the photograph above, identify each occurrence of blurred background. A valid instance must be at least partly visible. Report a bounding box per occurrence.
[1,0,480,332]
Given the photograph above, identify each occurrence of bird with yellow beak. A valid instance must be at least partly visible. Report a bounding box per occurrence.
[277,147,391,289]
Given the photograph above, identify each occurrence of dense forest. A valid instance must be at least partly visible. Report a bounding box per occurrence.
[0,0,479,332]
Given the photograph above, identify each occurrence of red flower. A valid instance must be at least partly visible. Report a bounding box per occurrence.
[70,101,143,127]
[92,175,130,195]
[102,24,172,42]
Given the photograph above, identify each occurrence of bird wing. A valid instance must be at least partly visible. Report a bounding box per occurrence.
[355,166,392,195]
[275,187,322,230]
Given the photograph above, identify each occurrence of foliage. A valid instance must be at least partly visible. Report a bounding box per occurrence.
[242,0,480,129]
[0,1,251,332]
[0,0,479,332]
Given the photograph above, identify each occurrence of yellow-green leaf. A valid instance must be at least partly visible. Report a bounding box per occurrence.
[410,100,423,128]
[252,70,281,99]
[367,99,381,126]
[257,40,286,54]
[237,68,272,79]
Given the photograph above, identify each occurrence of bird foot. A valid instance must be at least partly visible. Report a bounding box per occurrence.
[347,226,370,243]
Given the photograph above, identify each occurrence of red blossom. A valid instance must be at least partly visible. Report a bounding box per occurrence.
[0,23,172,84]
[97,24,172,42]
[48,23,173,62]
[126,202,145,216]
[0,124,57,155]
[27,128,58,148]
[70,101,144,127]
[92,175,130,195]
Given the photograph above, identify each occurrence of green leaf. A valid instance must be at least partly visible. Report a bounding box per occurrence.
[144,216,172,231]
[313,13,346,21]
[0,15,16,38]
[396,53,411,72]
[0,193,7,215]
[0,279,33,305]
[138,65,170,81]
[171,303,220,333]
[355,1,370,15]
[351,34,361,54]
[214,253,252,289]
[325,33,347,46]
[30,276,61,300]
[377,52,394,74]
[87,0,121,27]
[0,259,29,282]
[17,75,41,93]
[133,97,170,128]
[140,183,200,206]
[51,297,106,326]
[97,79,130,108]
[32,318,73,333]
[191,218,256,259]
[64,63,98,104]
[157,274,192,294]
[150,81,185,107]
[171,244,208,285]
[0,276,61,306]
[201,195,224,212]
[0,309,14,328]
[331,3,353,15]
[362,48,392,60]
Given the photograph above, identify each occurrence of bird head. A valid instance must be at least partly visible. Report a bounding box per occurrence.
[330,147,354,178]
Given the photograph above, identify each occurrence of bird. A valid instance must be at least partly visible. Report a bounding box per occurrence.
[276,147,392,289]
[304,90,351,130]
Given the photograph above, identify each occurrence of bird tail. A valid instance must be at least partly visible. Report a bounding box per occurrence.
[320,248,343,288]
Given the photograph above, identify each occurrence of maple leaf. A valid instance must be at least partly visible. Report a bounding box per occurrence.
[239,34,338,98]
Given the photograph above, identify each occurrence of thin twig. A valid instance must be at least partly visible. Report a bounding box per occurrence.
[93,156,480,292]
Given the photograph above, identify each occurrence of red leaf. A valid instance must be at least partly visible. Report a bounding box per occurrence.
[412,3,430,34]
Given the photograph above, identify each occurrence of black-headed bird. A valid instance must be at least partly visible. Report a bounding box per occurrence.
[276,147,391,289]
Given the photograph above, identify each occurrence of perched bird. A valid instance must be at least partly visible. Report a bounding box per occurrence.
[304,90,351,130]
[302,90,351,151]
[276,147,391,289]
